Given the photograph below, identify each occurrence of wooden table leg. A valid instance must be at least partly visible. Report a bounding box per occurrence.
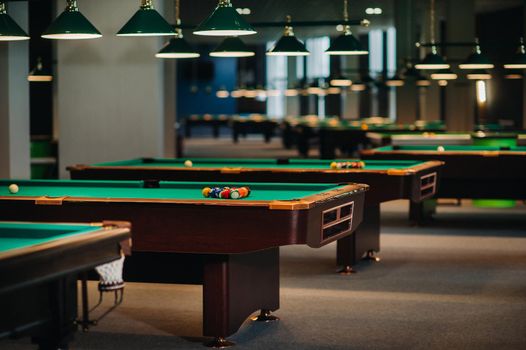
[336,203,381,274]
[203,248,280,346]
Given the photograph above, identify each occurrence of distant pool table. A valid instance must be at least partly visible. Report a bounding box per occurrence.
[367,131,526,147]
[184,114,231,138]
[230,114,279,143]
[361,145,526,219]
[0,179,366,346]
[0,221,130,349]
[290,118,445,158]
[69,158,443,272]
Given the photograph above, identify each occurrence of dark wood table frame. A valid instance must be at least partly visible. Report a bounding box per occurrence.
[0,222,130,349]
[361,149,526,221]
[0,183,366,346]
[69,160,443,273]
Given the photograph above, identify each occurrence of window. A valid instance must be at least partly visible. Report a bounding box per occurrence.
[266,41,287,118]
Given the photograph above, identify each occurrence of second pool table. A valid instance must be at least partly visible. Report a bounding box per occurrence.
[361,145,526,220]
[69,158,443,272]
[367,131,526,147]
[0,179,366,346]
[0,221,130,349]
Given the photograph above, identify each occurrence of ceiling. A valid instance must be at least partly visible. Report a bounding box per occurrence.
[179,0,394,44]
[178,0,523,44]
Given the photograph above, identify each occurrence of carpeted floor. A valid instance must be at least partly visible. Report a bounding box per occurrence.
[4,200,525,350]
[3,135,526,349]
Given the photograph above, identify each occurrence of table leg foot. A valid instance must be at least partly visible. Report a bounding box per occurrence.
[251,309,279,322]
[337,265,356,275]
[362,250,380,262]
[205,337,236,348]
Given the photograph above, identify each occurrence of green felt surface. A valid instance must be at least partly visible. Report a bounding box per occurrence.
[373,132,523,148]
[96,158,427,171]
[0,180,344,202]
[375,145,526,152]
[472,199,516,208]
[472,138,518,147]
[187,115,230,121]
[294,118,444,131]
[0,222,99,253]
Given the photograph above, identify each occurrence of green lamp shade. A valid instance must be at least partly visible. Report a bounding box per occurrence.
[155,37,200,58]
[362,75,374,84]
[504,70,523,79]
[325,33,368,55]
[267,36,309,56]
[284,87,299,96]
[403,66,419,77]
[27,60,53,82]
[430,69,457,80]
[416,75,431,87]
[459,52,494,69]
[117,7,174,36]
[466,70,491,80]
[194,3,256,36]
[210,37,254,57]
[504,53,526,69]
[42,10,101,39]
[415,52,450,70]
[350,81,367,91]
[385,74,405,87]
[0,11,29,41]
[330,75,352,87]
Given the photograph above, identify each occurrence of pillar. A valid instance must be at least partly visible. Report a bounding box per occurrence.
[55,0,174,177]
[0,2,30,179]
[444,0,475,131]
[523,3,526,128]
[342,56,360,119]
[286,57,299,116]
[394,0,418,124]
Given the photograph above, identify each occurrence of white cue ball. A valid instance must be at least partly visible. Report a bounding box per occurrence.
[8,184,19,194]
[184,160,193,167]
[437,146,445,152]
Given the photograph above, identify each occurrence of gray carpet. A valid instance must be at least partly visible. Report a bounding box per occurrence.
[3,200,526,350]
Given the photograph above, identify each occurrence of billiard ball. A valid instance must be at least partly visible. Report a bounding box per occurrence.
[330,162,338,169]
[437,146,445,152]
[8,184,19,194]
[202,187,211,197]
[184,160,193,167]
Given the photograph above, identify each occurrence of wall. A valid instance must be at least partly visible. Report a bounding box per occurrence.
[176,54,237,118]
[0,2,30,179]
[56,0,174,177]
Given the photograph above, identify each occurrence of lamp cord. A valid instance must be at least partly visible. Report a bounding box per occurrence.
[141,0,153,8]
[175,0,180,25]
[430,0,435,44]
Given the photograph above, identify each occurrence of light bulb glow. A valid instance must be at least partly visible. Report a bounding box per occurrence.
[476,80,487,103]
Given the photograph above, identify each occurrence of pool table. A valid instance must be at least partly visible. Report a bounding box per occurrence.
[0,221,130,349]
[69,158,443,272]
[230,114,279,143]
[0,179,366,347]
[291,117,445,158]
[184,114,231,138]
[367,131,526,147]
[361,145,526,220]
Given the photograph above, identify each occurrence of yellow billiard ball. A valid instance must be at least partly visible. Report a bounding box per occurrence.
[8,184,19,194]
[437,146,445,152]
[184,160,193,167]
